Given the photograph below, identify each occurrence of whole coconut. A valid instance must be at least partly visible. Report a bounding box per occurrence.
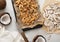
[0,0,6,10]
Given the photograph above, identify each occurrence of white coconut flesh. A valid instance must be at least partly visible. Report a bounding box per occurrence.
[1,14,11,25]
[43,3,60,29]
[35,37,45,42]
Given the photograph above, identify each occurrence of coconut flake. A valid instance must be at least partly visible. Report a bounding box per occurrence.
[43,3,60,29]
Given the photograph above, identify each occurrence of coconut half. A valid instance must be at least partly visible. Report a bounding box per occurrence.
[0,13,12,25]
[33,35,46,42]
[35,37,45,42]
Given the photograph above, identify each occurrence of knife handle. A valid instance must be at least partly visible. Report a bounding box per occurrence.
[21,32,29,42]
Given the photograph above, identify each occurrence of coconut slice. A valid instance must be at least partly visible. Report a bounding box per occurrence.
[0,13,12,25]
[33,35,46,42]
[36,37,45,42]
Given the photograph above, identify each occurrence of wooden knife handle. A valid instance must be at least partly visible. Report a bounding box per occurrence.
[21,32,29,42]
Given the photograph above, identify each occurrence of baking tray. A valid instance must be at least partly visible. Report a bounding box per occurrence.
[11,0,43,31]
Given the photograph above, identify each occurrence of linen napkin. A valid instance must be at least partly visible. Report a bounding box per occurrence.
[0,25,25,42]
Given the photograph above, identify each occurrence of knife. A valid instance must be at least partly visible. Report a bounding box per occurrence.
[16,24,29,42]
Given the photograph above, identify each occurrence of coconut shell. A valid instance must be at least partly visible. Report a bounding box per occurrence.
[0,0,6,10]
[33,35,46,42]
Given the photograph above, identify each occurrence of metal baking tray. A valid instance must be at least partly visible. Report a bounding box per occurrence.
[11,0,43,31]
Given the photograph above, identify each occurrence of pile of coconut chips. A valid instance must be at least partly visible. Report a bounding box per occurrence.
[43,3,60,29]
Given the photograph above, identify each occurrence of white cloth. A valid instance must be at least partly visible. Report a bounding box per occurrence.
[0,25,25,42]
